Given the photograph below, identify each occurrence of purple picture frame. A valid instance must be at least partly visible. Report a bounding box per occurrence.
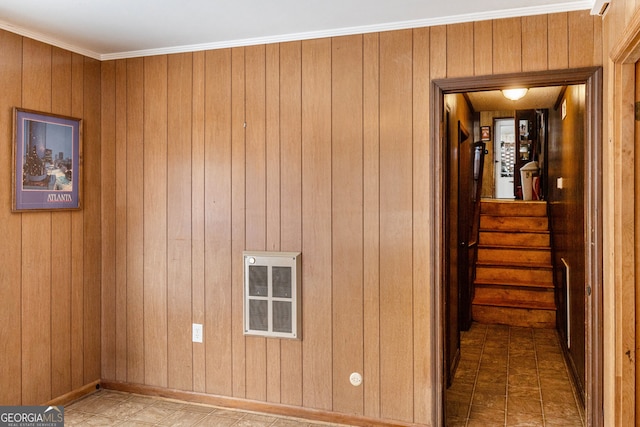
[12,108,82,211]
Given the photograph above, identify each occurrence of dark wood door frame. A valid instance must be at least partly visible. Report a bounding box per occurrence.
[430,67,603,426]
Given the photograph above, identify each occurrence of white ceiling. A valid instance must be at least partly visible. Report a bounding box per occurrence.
[0,0,601,61]
[466,86,564,111]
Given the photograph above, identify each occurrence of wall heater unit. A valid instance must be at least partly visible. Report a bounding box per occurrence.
[243,251,301,340]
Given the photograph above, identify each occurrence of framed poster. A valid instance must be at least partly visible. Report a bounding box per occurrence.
[12,108,82,211]
[481,125,491,141]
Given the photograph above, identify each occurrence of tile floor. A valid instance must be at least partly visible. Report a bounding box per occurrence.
[446,323,585,426]
[64,323,583,426]
[64,390,347,426]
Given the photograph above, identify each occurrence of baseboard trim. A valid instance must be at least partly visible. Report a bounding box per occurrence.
[46,380,100,406]
[101,380,420,427]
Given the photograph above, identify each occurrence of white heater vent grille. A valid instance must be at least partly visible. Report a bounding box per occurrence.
[243,251,301,339]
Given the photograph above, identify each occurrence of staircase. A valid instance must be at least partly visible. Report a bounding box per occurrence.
[471,199,556,328]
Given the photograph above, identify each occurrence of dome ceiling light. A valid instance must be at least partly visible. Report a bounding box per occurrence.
[502,88,529,101]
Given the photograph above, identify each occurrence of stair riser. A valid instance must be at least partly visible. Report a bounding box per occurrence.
[479,232,550,247]
[475,267,552,284]
[480,216,548,231]
[472,305,556,328]
[481,201,547,217]
[477,248,551,264]
[474,287,555,305]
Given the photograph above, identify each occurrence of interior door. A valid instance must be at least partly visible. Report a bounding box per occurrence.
[444,112,460,388]
[457,123,473,332]
[494,118,515,198]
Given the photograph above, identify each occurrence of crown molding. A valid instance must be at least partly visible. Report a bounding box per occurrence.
[0,19,101,60]
[1,1,593,61]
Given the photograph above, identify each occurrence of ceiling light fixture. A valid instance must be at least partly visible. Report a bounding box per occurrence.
[502,88,528,101]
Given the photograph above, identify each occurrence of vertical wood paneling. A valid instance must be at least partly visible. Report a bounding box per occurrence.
[379,29,414,422]
[21,38,52,405]
[114,59,128,382]
[593,12,603,69]
[245,44,268,402]
[363,32,381,419]
[231,47,247,398]
[265,43,282,404]
[635,59,640,427]
[0,30,99,407]
[266,44,281,252]
[279,41,303,407]
[474,21,493,76]
[245,45,267,252]
[143,55,168,388]
[614,62,635,427]
[100,59,117,383]
[332,34,364,415]
[204,49,233,396]
[126,57,145,385]
[548,13,569,70]
[191,50,206,394]
[51,47,73,398]
[569,10,596,68]
[601,14,614,426]
[301,38,333,411]
[0,30,22,405]
[522,15,549,71]
[70,53,85,390]
[413,26,432,425]
[493,18,522,74]
[82,56,103,383]
[167,52,193,391]
[430,26,447,79]
[77,11,612,426]
[447,23,474,78]
[21,217,52,403]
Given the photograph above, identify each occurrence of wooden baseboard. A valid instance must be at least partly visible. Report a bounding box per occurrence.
[46,380,100,406]
[101,380,420,427]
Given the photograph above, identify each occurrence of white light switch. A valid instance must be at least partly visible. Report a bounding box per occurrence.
[192,323,203,343]
[557,177,564,189]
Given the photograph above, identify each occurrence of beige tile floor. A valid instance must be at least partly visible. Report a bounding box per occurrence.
[64,323,582,427]
[64,390,347,427]
[446,323,585,426]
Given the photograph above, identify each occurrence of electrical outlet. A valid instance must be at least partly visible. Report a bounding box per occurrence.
[192,323,203,343]
[349,372,362,387]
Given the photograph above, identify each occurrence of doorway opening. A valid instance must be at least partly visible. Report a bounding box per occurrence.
[431,67,603,426]
[494,118,516,199]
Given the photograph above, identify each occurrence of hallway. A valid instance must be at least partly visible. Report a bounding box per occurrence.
[446,323,584,426]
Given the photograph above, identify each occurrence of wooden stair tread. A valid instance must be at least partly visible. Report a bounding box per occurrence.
[473,279,554,289]
[472,298,557,310]
[478,244,551,250]
[474,199,556,328]
[480,229,550,234]
[480,200,547,217]
[480,227,548,233]
[475,260,552,269]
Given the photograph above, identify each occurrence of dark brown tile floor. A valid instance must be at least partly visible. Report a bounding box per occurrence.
[64,390,347,426]
[446,323,585,426]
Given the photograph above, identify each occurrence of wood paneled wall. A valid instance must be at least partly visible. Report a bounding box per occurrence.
[548,84,587,394]
[0,30,101,405]
[603,1,640,425]
[100,10,602,425]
